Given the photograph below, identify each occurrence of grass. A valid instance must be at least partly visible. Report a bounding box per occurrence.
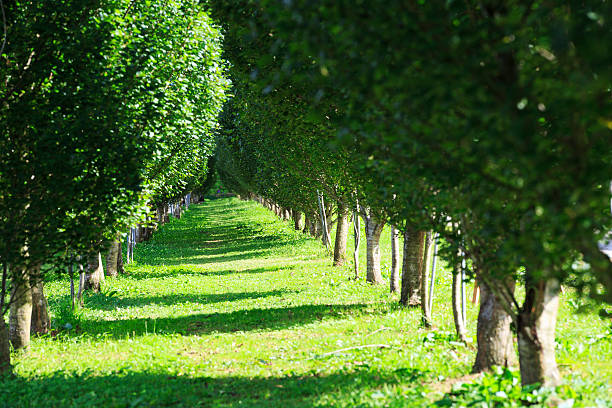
[1,197,610,407]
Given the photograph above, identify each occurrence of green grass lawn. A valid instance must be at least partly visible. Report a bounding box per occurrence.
[1,197,610,407]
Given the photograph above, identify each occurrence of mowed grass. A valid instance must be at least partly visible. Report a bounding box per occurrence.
[1,197,610,407]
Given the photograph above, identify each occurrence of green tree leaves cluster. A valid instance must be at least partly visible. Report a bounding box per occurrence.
[0,0,228,295]
[208,0,612,386]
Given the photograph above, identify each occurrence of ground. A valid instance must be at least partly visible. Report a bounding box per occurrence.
[1,198,610,407]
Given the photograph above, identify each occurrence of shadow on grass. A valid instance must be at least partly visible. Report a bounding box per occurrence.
[69,303,376,339]
[123,265,300,280]
[0,367,429,407]
[81,289,299,311]
[134,230,308,266]
[128,200,312,267]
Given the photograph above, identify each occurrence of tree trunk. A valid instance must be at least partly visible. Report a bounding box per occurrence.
[116,243,125,274]
[303,213,310,234]
[163,204,170,223]
[452,267,468,342]
[0,321,10,374]
[390,226,400,293]
[353,210,361,279]
[156,205,164,225]
[292,210,302,231]
[517,277,561,386]
[84,252,104,292]
[143,220,153,242]
[9,268,32,350]
[420,231,433,327]
[317,194,331,247]
[400,227,426,306]
[77,261,86,306]
[325,200,334,238]
[137,224,146,243]
[333,202,349,266]
[472,278,516,372]
[314,217,322,238]
[105,239,121,277]
[0,264,10,374]
[364,215,385,284]
[30,278,50,335]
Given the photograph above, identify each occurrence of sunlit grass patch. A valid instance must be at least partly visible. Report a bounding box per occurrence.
[2,197,610,407]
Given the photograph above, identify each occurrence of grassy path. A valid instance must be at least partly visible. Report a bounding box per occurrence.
[2,198,610,407]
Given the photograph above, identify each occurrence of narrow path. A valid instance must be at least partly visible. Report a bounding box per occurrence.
[7,198,608,407]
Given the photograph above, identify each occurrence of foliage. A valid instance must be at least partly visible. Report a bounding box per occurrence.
[51,298,85,333]
[210,0,359,220]
[437,366,610,408]
[0,1,228,282]
[207,1,612,305]
[138,2,230,207]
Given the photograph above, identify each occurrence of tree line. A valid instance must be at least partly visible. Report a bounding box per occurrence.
[0,0,229,373]
[0,0,610,391]
[206,0,612,387]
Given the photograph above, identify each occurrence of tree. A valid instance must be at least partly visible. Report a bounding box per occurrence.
[0,0,228,372]
[209,0,612,386]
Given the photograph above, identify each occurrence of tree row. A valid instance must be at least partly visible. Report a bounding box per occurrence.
[207,0,612,387]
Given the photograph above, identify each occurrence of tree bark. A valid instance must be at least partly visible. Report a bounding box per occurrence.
[364,214,385,284]
[353,209,361,279]
[303,213,311,234]
[105,239,121,277]
[325,200,334,238]
[472,278,516,372]
[307,214,315,235]
[400,227,426,305]
[390,226,400,293]
[333,202,349,266]
[138,224,146,243]
[0,321,10,374]
[156,205,164,225]
[84,252,104,292]
[9,267,32,350]
[420,231,433,327]
[317,193,331,247]
[77,261,85,306]
[116,243,125,274]
[452,267,468,342]
[314,217,322,238]
[163,204,170,223]
[0,264,10,374]
[30,278,50,335]
[292,210,302,231]
[517,277,561,386]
